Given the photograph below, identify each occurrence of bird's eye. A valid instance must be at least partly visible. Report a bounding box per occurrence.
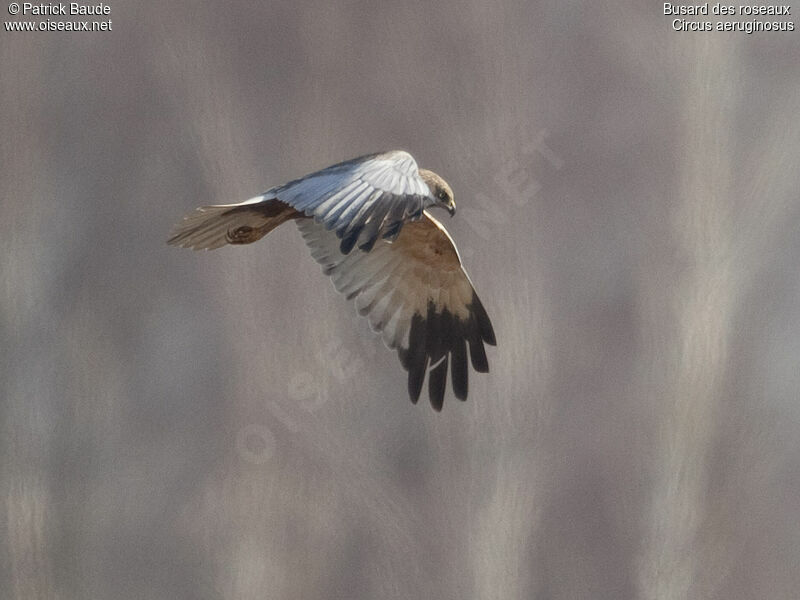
[437,191,447,200]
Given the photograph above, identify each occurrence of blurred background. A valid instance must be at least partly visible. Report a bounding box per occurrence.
[2,1,800,598]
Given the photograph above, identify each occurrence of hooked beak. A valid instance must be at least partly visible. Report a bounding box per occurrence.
[446,199,456,217]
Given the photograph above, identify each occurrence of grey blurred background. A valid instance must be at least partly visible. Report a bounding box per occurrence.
[2,1,800,598]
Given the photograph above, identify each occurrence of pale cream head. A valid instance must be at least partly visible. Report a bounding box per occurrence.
[419,168,456,216]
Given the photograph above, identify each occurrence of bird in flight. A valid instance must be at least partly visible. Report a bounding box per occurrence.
[168,151,496,411]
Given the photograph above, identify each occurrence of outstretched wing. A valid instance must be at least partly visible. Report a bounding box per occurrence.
[297,211,496,411]
[167,151,432,254]
[167,199,302,250]
[269,150,433,254]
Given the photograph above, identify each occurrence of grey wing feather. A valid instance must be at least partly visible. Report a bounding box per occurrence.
[269,151,432,254]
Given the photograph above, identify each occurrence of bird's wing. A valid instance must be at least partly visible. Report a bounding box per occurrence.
[270,150,432,254]
[297,211,496,411]
[167,199,302,250]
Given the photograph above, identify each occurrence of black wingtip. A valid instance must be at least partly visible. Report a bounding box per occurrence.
[451,338,468,401]
[468,337,489,373]
[471,292,496,346]
[358,233,379,253]
[396,289,496,410]
[398,347,410,370]
[381,221,403,241]
[405,313,427,403]
[428,356,448,411]
[339,224,364,254]
[408,367,425,404]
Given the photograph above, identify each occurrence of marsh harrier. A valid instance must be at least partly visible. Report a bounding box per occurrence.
[168,151,495,411]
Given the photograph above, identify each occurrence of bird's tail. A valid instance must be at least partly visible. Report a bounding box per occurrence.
[167,197,303,250]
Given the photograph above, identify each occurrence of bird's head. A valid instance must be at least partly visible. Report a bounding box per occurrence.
[419,169,456,217]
